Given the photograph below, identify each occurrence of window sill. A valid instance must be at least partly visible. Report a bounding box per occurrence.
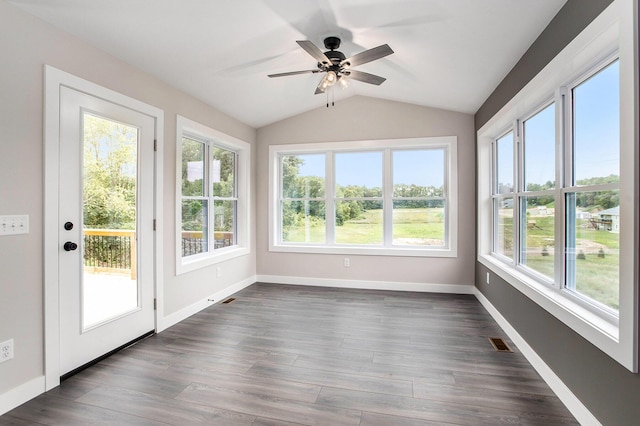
[478,254,618,342]
[177,246,250,275]
[270,244,457,258]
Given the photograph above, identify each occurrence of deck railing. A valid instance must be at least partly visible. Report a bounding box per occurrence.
[181,231,234,256]
[83,229,136,279]
[83,229,234,277]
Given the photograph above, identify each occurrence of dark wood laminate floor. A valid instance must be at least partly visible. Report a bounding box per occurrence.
[2,283,578,425]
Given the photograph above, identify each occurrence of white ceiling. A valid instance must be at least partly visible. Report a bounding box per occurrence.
[10,0,567,128]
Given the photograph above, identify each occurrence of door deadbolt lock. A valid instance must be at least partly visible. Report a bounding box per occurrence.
[63,241,78,251]
[64,221,74,230]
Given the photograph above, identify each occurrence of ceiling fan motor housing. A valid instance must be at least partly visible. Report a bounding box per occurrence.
[323,36,341,50]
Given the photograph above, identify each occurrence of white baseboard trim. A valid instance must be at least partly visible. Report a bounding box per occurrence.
[256,274,474,294]
[157,275,256,332]
[0,376,45,416]
[474,288,600,426]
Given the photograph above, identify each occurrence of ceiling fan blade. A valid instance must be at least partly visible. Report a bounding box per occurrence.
[314,86,326,95]
[341,44,394,68]
[268,70,320,78]
[297,40,332,66]
[346,70,387,85]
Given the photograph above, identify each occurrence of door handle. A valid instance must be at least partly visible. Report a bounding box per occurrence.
[64,241,78,251]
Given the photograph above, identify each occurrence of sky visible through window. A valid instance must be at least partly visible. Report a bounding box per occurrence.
[296,149,444,188]
[495,59,619,190]
[573,59,619,182]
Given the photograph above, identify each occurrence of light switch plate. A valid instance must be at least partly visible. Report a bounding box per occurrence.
[0,215,29,236]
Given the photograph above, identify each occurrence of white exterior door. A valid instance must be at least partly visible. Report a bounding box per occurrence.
[58,86,155,376]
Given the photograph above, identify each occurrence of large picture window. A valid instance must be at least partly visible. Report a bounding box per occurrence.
[489,59,620,316]
[269,137,457,257]
[477,0,636,371]
[176,116,250,274]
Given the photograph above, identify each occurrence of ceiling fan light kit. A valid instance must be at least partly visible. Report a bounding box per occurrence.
[268,36,393,104]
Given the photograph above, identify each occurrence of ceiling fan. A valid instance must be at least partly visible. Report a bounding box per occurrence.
[268,36,394,95]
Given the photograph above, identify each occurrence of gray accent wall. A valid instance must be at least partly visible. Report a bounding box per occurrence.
[474,0,640,424]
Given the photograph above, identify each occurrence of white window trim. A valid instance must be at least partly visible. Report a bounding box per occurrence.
[175,115,250,275]
[477,0,637,371]
[269,136,458,257]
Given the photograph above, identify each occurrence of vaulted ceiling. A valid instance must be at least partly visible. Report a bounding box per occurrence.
[9,0,566,127]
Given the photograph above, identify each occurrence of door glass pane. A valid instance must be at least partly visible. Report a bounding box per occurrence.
[82,113,139,329]
[573,60,620,185]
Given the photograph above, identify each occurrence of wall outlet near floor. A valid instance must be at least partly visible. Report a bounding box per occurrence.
[216,267,222,278]
[486,272,490,284]
[0,339,14,363]
[344,258,350,267]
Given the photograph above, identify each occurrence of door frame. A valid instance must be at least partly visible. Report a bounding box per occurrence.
[43,66,164,390]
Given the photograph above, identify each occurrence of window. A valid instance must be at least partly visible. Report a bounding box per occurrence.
[566,60,620,312]
[493,131,515,260]
[269,137,457,257]
[176,116,250,274]
[477,0,636,372]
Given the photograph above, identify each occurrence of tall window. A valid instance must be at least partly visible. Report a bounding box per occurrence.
[335,152,383,245]
[566,59,620,311]
[478,1,636,372]
[181,137,237,256]
[269,137,457,257]
[176,116,250,274]
[281,153,326,244]
[489,58,620,315]
[520,103,556,281]
[493,131,514,260]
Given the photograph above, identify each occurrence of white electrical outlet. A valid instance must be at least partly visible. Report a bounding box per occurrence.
[0,215,29,236]
[0,339,14,363]
[344,258,350,267]
[486,272,490,284]
[216,267,222,278]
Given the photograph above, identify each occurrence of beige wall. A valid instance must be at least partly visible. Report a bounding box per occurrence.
[0,0,256,397]
[256,96,475,287]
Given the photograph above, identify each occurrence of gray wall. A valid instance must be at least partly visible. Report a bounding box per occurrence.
[474,0,640,424]
[0,0,256,397]
[256,96,476,289]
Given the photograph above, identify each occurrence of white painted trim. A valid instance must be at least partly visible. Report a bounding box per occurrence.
[43,65,164,390]
[256,275,474,294]
[175,115,252,275]
[474,289,601,426]
[268,136,458,258]
[0,376,45,416]
[157,275,256,332]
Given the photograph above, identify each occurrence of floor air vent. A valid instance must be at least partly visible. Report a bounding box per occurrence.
[489,337,513,352]
[222,298,236,304]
